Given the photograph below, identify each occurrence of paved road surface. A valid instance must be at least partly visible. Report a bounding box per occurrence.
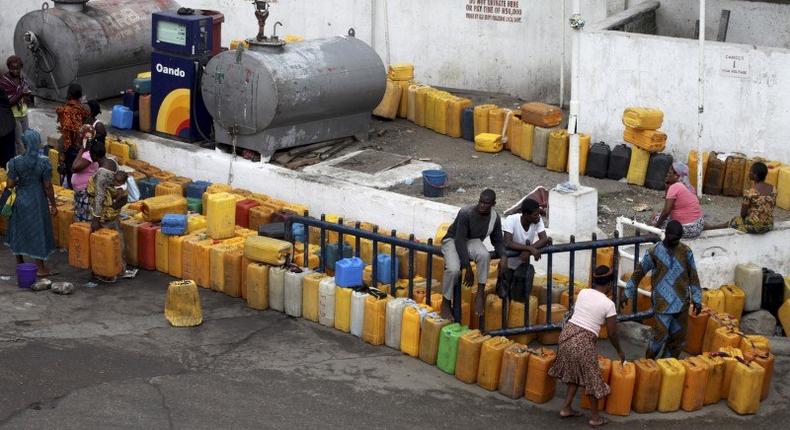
[0,250,786,429]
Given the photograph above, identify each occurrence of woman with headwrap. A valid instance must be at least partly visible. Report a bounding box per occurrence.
[3,129,58,276]
[650,161,704,238]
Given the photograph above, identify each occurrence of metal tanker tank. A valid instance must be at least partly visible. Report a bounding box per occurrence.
[14,0,180,101]
[201,30,386,160]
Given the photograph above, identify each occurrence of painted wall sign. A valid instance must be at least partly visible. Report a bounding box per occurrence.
[465,0,523,23]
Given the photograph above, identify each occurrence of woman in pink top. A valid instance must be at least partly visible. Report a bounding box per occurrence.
[651,162,704,238]
[70,140,103,221]
[549,266,625,428]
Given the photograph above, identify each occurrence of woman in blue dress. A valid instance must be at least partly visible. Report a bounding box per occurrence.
[4,129,58,275]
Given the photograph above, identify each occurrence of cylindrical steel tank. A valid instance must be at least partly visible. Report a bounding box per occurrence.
[202,34,386,159]
[14,0,180,101]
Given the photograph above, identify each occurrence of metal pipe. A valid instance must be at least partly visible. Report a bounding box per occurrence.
[319,214,327,273]
[290,215,659,256]
[487,310,655,336]
[390,230,397,295]
[696,0,706,197]
[408,234,415,300]
[372,226,379,288]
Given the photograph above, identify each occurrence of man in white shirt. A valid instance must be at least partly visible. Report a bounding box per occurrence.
[503,198,550,271]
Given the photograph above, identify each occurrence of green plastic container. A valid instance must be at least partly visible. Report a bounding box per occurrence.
[187,197,202,214]
[436,323,469,374]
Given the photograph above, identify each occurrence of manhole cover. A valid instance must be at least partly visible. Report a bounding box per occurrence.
[333,149,411,174]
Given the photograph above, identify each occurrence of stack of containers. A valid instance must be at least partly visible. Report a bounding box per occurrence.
[334,257,364,333]
[520,103,562,167]
[373,64,414,120]
[134,71,153,132]
[622,107,672,190]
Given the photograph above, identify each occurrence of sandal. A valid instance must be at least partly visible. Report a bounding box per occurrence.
[37,270,59,277]
[589,417,608,428]
[560,410,583,418]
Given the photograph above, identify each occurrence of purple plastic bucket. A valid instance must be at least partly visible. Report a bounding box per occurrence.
[16,263,37,289]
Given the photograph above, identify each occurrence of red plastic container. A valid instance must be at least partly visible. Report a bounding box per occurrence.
[137,223,159,271]
[200,10,224,55]
[235,199,260,228]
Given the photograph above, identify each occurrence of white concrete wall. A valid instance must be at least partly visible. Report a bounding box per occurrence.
[620,221,790,290]
[1,0,617,102]
[578,30,790,164]
[656,0,790,49]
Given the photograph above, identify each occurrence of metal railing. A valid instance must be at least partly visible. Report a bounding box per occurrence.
[286,214,440,302]
[615,216,663,293]
[284,213,660,335]
[485,231,660,337]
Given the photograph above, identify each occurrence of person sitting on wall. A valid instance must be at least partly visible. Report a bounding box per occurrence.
[439,189,508,320]
[705,161,775,234]
[500,198,550,301]
[650,162,704,239]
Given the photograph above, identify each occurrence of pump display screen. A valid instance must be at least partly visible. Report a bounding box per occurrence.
[157,21,187,46]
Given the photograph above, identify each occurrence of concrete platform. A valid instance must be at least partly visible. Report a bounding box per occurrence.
[1,248,788,429]
[303,150,442,189]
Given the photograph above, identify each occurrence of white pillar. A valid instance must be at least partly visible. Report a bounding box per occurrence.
[567,0,582,186]
[696,0,706,197]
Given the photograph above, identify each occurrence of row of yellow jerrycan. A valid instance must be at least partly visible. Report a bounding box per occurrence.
[242,266,564,405]
[689,150,790,206]
[585,349,771,416]
[176,247,775,417]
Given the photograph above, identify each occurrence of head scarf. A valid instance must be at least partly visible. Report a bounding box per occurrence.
[14,128,42,172]
[672,161,695,193]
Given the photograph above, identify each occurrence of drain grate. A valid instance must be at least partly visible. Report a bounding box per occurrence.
[333,149,412,174]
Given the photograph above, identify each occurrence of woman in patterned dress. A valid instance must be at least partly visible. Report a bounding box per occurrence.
[548,266,625,428]
[708,161,775,234]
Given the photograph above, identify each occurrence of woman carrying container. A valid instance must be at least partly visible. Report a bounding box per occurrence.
[650,162,704,238]
[3,129,58,276]
[549,266,625,428]
[707,161,775,234]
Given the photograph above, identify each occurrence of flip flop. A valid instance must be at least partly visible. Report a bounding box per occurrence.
[37,270,59,277]
[560,410,583,418]
[589,417,608,428]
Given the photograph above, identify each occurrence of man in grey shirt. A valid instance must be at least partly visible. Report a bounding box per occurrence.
[439,189,507,319]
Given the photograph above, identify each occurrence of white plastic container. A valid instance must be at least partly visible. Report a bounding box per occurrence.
[268,267,287,312]
[385,298,415,349]
[319,277,337,327]
[284,268,312,317]
[350,290,369,337]
[735,263,763,312]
